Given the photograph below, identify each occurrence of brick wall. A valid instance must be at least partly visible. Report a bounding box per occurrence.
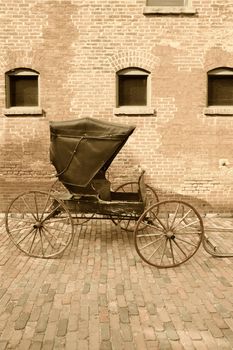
[1,0,233,213]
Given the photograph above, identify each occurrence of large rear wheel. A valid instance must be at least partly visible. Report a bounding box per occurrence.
[134,200,204,268]
[5,191,74,258]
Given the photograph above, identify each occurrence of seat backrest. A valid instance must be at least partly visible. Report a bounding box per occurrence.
[138,170,146,205]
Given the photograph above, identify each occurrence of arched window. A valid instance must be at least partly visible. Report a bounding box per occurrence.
[117,68,150,107]
[208,68,233,106]
[5,68,39,108]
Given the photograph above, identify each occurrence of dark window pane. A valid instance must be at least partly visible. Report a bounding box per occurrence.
[118,75,147,106]
[208,76,233,106]
[10,76,38,107]
[147,0,184,6]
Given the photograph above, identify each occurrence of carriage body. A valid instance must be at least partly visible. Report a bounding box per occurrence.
[49,117,146,218]
[8,117,228,268]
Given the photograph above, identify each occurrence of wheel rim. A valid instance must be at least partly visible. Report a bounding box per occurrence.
[111,182,159,232]
[5,191,74,258]
[134,200,204,268]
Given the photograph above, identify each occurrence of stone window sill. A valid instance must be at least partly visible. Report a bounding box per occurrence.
[114,106,155,116]
[204,106,233,116]
[143,6,197,15]
[4,107,44,117]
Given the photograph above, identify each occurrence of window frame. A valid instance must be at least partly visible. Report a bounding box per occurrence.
[147,0,187,6]
[204,67,233,116]
[116,68,151,107]
[4,68,43,117]
[114,67,154,116]
[144,0,196,15]
[207,68,233,107]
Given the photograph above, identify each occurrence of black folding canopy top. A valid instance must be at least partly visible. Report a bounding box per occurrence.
[50,117,135,188]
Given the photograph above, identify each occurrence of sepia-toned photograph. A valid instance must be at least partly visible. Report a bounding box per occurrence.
[0,0,233,349]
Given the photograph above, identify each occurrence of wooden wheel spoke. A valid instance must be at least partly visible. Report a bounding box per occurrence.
[44,217,68,224]
[42,226,67,246]
[143,221,165,233]
[40,192,53,220]
[169,239,175,265]
[176,219,200,231]
[153,215,166,231]
[41,202,55,219]
[16,227,36,245]
[44,223,70,236]
[140,236,164,250]
[41,203,62,224]
[175,230,200,235]
[165,213,170,230]
[11,204,23,213]
[8,225,28,234]
[175,236,199,248]
[42,226,58,240]
[137,232,164,238]
[172,239,188,257]
[171,209,192,230]
[7,217,35,225]
[169,204,180,229]
[22,197,37,221]
[147,238,166,261]
[39,230,45,257]
[29,229,38,254]
[160,238,168,264]
[41,227,56,249]
[33,192,39,220]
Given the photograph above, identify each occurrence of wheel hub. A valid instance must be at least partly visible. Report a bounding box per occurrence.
[33,222,43,229]
[166,230,175,239]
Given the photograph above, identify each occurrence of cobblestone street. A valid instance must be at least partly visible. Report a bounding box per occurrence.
[0,216,233,349]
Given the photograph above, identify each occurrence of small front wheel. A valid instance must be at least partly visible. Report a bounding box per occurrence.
[134,200,204,268]
[5,191,74,258]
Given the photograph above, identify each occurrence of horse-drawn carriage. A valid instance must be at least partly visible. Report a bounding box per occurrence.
[5,118,233,267]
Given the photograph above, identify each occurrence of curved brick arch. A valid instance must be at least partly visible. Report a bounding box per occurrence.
[5,67,40,75]
[205,48,233,72]
[0,50,41,75]
[107,51,160,73]
[207,65,233,74]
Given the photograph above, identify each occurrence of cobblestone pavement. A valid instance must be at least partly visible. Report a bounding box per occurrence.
[0,216,233,349]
